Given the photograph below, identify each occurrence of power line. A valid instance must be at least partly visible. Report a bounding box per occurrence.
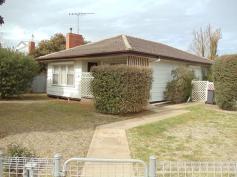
[69,12,95,34]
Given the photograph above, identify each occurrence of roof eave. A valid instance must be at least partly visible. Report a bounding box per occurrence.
[37,50,213,65]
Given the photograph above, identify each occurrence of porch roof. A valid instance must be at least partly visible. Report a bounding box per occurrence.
[37,35,212,65]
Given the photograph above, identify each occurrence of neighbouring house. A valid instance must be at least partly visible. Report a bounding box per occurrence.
[37,32,212,102]
[15,37,47,93]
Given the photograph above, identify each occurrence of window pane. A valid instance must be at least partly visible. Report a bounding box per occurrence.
[68,65,74,74]
[53,66,59,73]
[61,66,67,85]
[53,74,58,84]
[67,74,74,85]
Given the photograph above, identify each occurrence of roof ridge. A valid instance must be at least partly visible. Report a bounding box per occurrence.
[121,34,132,50]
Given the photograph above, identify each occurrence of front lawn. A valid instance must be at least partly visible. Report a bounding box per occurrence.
[127,105,237,161]
[0,96,131,159]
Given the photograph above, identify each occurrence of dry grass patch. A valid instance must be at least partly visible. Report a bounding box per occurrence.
[0,97,132,159]
[127,105,237,161]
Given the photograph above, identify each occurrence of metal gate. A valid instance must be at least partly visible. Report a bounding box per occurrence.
[0,153,148,177]
[61,157,147,177]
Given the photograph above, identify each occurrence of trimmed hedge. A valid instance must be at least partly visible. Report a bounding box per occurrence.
[213,55,237,110]
[164,66,195,103]
[91,65,152,114]
[0,48,39,98]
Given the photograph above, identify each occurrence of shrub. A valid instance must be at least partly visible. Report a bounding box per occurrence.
[213,55,237,110]
[164,66,195,103]
[7,143,36,157]
[0,48,39,98]
[91,65,152,114]
[6,144,36,175]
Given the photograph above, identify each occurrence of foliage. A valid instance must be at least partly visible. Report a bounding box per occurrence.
[202,67,213,81]
[191,24,221,60]
[34,33,66,57]
[0,48,39,98]
[7,143,36,157]
[164,66,195,103]
[0,0,5,25]
[91,65,152,114]
[213,55,237,110]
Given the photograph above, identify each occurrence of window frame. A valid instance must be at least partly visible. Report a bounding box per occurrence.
[52,64,75,87]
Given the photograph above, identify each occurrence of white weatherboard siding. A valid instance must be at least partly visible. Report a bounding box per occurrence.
[46,59,203,101]
[47,61,82,99]
[150,60,178,102]
[150,60,203,102]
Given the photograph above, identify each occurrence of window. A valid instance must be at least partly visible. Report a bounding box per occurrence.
[52,65,74,86]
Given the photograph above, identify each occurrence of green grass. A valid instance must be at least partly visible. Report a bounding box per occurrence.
[0,96,130,159]
[127,105,237,161]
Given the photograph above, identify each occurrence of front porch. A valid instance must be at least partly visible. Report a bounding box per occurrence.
[80,55,151,98]
[80,55,150,72]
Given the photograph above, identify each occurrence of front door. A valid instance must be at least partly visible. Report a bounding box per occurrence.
[87,62,98,72]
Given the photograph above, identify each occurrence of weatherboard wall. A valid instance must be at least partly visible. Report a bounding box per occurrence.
[150,59,203,102]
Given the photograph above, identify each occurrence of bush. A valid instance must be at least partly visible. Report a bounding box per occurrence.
[213,55,237,110]
[0,48,39,98]
[91,65,152,114]
[164,66,195,103]
[7,143,36,157]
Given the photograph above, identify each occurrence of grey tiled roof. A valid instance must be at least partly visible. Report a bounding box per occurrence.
[38,34,212,64]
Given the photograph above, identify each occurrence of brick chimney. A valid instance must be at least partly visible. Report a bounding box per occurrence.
[28,41,35,55]
[66,28,84,49]
[28,34,35,55]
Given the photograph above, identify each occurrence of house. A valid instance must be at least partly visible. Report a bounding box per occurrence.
[15,35,35,55]
[37,32,212,102]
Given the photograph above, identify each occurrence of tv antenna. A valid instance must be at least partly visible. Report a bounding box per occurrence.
[69,12,95,34]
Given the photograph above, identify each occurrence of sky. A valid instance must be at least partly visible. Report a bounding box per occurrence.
[0,0,236,55]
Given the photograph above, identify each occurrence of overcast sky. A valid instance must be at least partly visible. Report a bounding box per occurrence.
[0,0,236,55]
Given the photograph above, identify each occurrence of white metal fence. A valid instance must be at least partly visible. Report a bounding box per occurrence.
[81,72,94,98]
[157,161,237,177]
[0,152,236,177]
[192,81,214,102]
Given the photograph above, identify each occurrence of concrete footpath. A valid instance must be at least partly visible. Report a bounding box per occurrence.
[86,103,194,159]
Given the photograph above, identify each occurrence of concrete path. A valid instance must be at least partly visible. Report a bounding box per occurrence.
[86,103,194,159]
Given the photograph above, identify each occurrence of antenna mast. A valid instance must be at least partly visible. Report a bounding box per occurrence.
[69,12,95,34]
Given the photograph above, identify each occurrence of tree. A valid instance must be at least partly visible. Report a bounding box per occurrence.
[191,25,222,60]
[34,33,66,57]
[0,0,5,25]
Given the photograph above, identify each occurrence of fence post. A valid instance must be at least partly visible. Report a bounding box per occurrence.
[0,151,3,177]
[24,162,37,177]
[149,155,157,177]
[53,153,62,177]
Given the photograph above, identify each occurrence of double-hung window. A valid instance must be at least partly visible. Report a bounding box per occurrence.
[52,65,74,86]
